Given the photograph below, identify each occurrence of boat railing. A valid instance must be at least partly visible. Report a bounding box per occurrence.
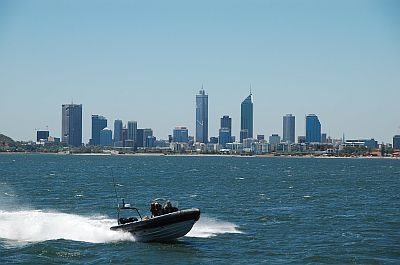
[117,199,143,224]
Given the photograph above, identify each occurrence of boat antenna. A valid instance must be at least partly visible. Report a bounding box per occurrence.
[111,169,119,207]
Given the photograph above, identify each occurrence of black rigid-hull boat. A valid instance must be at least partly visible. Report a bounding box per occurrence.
[110,200,200,242]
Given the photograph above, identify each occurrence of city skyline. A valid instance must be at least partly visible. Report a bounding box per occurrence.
[0,1,399,143]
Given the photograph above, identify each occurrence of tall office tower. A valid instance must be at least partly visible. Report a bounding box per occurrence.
[143,129,153,148]
[220,115,232,132]
[100,128,112,146]
[91,115,107,145]
[305,114,321,143]
[127,121,137,143]
[240,129,249,143]
[122,128,128,147]
[62,104,82,147]
[393,135,400,149]
[219,115,232,146]
[321,133,327,144]
[283,114,295,143]
[219,128,231,147]
[114,120,123,143]
[173,127,189,143]
[136,129,144,148]
[196,88,208,143]
[240,92,253,142]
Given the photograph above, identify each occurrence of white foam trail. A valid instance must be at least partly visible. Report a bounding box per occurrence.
[0,210,134,243]
[186,217,242,238]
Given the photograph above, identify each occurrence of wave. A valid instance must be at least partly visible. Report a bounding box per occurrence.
[186,217,242,238]
[0,210,133,244]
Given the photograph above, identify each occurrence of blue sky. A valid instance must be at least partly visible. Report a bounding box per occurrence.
[0,0,399,143]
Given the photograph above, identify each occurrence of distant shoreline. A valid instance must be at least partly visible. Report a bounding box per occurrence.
[0,152,399,159]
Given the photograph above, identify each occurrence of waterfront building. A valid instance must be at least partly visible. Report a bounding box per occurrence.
[344,139,378,149]
[100,128,112,146]
[226,142,243,153]
[122,128,128,147]
[240,92,253,142]
[124,140,135,148]
[196,88,208,143]
[305,114,321,143]
[91,115,107,145]
[143,129,153,148]
[47,136,60,143]
[173,127,189,143]
[62,104,82,147]
[321,133,327,144]
[298,136,306,144]
[127,121,137,146]
[283,114,295,143]
[269,134,281,152]
[36,130,49,142]
[219,115,232,145]
[145,135,156,148]
[136,129,144,148]
[219,128,231,147]
[220,115,232,132]
[240,129,249,143]
[243,138,255,149]
[394,135,400,149]
[114,120,123,144]
[269,134,281,145]
[209,137,219,144]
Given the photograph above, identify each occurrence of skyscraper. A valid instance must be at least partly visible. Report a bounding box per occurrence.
[143,128,153,148]
[91,115,107,145]
[219,128,231,147]
[127,121,137,145]
[196,88,208,143]
[306,114,321,143]
[240,92,253,142]
[219,115,232,146]
[283,114,295,143]
[62,104,82,147]
[114,119,123,144]
[393,135,400,149]
[100,128,112,146]
[221,115,232,132]
[136,129,144,148]
[173,127,189,143]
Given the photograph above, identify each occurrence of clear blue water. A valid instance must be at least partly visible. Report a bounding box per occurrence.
[0,154,399,264]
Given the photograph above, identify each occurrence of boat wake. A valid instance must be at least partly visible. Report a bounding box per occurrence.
[186,217,242,238]
[0,210,134,244]
[0,210,242,245]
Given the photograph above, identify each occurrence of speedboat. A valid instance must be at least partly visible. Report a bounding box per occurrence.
[110,199,200,242]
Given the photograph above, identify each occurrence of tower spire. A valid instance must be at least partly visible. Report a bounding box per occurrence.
[249,83,252,95]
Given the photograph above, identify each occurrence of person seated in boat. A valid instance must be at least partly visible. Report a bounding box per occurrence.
[163,200,172,214]
[150,202,156,217]
[163,200,178,214]
[150,202,163,217]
